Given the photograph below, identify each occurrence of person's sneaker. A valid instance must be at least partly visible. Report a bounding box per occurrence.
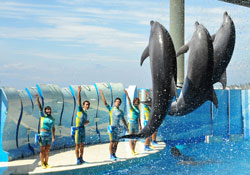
[46,164,53,168]
[149,145,156,149]
[110,154,117,161]
[41,163,47,169]
[77,158,82,165]
[152,141,159,145]
[80,157,87,164]
[144,145,153,151]
[131,151,139,156]
[113,154,120,160]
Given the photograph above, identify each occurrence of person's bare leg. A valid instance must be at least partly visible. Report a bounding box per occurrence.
[45,145,51,164]
[40,146,46,165]
[75,144,80,158]
[80,143,84,158]
[133,140,136,152]
[113,141,118,155]
[109,141,113,155]
[145,137,150,146]
[152,131,157,142]
[129,140,134,152]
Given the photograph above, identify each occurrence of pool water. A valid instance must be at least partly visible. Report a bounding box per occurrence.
[101,139,250,175]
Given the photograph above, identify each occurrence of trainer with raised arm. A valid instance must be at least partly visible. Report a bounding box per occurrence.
[75,86,90,165]
[124,90,142,156]
[99,89,128,161]
[35,94,55,169]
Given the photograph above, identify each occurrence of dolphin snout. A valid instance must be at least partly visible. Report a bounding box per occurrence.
[168,102,178,116]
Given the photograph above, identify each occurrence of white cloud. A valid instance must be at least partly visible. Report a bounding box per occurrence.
[16,51,139,63]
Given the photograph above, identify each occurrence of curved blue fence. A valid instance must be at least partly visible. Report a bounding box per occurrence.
[0,85,249,162]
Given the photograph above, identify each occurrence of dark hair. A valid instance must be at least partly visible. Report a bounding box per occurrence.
[83,100,90,106]
[115,97,122,104]
[133,98,140,105]
[44,106,52,113]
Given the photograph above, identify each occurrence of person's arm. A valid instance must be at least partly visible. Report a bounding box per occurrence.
[35,94,42,111]
[138,117,142,130]
[124,90,132,109]
[85,120,89,125]
[52,126,55,142]
[99,90,108,106]
[78,86,81,106]
[149,88,152,98]
[145,90,149,99]
[122,117,128,131]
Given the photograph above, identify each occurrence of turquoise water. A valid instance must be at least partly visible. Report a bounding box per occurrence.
[102,139,250,175]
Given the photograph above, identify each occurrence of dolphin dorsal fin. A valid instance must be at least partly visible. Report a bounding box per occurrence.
[176,43,189,57]
[140,45,149,66]
[170,76,177,101]
[219,71,227,89]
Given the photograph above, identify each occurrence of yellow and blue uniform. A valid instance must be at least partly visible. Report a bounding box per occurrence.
[128,105,140,133]
[39,111,55,146]
[75,105,87,144]
[106,104,124,142]
[142,104,150,127]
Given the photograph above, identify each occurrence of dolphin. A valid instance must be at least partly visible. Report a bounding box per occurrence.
[211,11,235,89]
[168,22,218,116]
[120,21,177,139]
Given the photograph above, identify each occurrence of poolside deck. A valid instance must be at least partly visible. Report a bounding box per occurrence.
[1,141,166,175]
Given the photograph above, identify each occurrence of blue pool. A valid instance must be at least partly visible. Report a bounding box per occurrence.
[101,138,250,175]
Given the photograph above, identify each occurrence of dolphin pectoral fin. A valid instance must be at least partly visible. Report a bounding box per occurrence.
[211,34,216,42]
[176,44,189,57]
[140,45,149,66]
[212,90,218,108]
[170,76,177,101]
[219,71,227,89]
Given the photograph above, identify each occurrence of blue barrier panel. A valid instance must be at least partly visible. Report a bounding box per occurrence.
[16,90,35,157]
[158,89,212,141]
[241,90,250,139]
[1,87,23,160]
[0,88,9,162]
[229,90,243,135]
[212,90,229,138]
[60,88,75,147]
[25,87,42,152]
[94,83,113,143]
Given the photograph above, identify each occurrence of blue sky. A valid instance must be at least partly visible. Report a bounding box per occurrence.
[0,0,249,89]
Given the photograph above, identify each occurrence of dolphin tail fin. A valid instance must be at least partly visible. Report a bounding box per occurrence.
[210,89,218,108]
[219,71,227,89]
[176,43,189,57]
[170,76,177,101]
[140,45,149,66]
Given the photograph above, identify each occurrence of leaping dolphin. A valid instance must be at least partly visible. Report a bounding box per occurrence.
[168,22,218,116]
[212,11,235,89]
[120,21,177,139]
